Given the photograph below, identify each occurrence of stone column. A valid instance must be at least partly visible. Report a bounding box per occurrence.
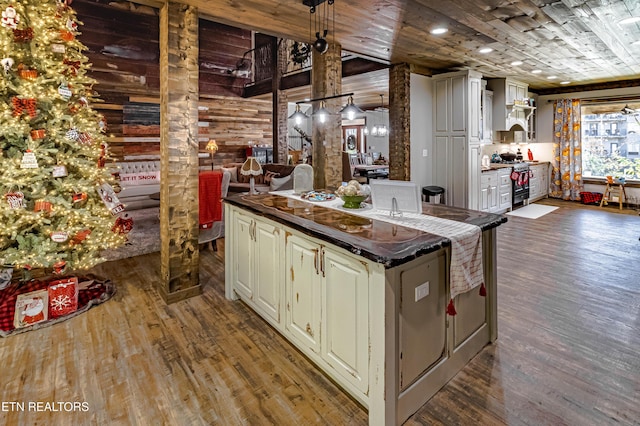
[158,2,200,303]
[312,42,342,189]
[273,38,289,164]
[389,63,411,181]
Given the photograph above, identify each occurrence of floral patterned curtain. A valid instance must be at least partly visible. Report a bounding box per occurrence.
[550,99,583,200]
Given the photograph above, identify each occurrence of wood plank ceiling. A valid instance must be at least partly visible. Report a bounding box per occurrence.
[184,0,640,101]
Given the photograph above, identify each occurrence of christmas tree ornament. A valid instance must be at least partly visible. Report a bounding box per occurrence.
[66,18,77,31]
[5,191,25,209]
[20,150,39,169]
[51,43,66,54]
[59,29,74,41]
[65,128,79,140]
[78,132,92,145]
[112,180,121,193]
[63,58,80,76]
[71,191,87,204]
[58,82,72,100]
[98,115,107,132]
[52,164,68,177]
[48,277,78,318]
[13,27,33,43]
[18,65,38,80]
[97,183,124,215]
[30,129,46,140]
[1,5,20,29]
[1,57,14,73]
[11,96,37,117]
[52,260,66,275]
[51,231,69,243]
[33,200,52,213]
[71,229,91,245]
[112,215,134,235]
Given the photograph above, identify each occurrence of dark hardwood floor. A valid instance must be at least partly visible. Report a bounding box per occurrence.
[0,199,638,425]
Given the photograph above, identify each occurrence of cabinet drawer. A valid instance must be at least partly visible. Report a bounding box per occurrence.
[499,173,511,187]
[499,192,511,206]
[481,173,496,185]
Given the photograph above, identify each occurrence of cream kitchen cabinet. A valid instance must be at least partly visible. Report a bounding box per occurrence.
[321,246,370,394]
[433,70,483,210]
[225,199,502,426]
[497,168,513,211]
[480,170,498,212]
[227,209,283,326]
[529,163,549,202]
[285,232,322,353]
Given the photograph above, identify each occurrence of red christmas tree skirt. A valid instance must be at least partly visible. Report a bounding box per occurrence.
[0,274,115,337]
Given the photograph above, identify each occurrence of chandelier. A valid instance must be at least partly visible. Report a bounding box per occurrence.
[366,95,388,137]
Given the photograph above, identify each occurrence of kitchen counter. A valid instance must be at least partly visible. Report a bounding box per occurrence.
[225,192,504,425]
[224,192,506,267]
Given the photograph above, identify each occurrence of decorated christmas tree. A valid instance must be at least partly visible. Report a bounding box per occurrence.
[0,0,126,277]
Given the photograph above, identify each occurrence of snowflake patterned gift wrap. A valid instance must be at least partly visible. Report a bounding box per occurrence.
[48,277,78,318]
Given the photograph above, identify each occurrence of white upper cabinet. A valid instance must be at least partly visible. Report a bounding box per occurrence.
[487,78,534,133]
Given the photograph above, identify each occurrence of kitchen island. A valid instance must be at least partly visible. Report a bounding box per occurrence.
[224,193,506,425]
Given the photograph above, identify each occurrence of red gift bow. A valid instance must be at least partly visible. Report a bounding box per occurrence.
[12,97,37,118]
[13,28,33,43]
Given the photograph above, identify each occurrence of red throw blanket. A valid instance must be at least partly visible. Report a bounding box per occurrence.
[199,171,223,229]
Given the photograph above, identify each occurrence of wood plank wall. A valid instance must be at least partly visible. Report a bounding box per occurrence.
[73,0,272,166]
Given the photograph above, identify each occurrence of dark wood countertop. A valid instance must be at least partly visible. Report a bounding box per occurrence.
[225,193,507,268]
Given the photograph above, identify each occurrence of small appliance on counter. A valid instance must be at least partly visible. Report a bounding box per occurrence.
[481,155,490,168]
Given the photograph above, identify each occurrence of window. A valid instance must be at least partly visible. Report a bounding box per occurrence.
[581,101,640,180]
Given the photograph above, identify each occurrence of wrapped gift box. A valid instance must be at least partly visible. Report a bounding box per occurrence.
[48,277,79,318]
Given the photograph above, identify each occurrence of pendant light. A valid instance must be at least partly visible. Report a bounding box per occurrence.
[312,100,331,123]
[340,96,364,121]
[288,104,309,125]
[370,94,388,137]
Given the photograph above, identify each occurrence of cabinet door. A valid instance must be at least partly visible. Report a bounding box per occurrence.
[232,211,254,300]
[254,220,282,323]
[529,167,540,199]
[488,182,499,211]
[285,233,321,353]
[540,165,548,197]
[480,174,491,212]
[482,90,493,144]
[469,77,482,145]
[498,172,512,210]
[322,248,370,393]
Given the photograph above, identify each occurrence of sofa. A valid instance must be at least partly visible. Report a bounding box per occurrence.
[111,161,161,210]
[222,162,296,193]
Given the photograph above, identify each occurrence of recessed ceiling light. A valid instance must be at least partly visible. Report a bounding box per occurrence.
[510,60,523,66]
[560,81,571,85]
[620,16,640,25]
[479,47,493,54]
[531,69,542,74]
[547,75,558,79]
[430,27,448,35]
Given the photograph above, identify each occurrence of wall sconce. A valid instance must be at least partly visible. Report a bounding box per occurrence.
[205,139,218,170]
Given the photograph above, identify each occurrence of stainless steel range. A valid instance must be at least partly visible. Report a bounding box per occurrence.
[511,162,530,205]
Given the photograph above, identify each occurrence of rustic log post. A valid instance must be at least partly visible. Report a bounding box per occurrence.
[273,38,289,164]
[389,63,411,181]
[312,42,342,189]
[158,2,201,303]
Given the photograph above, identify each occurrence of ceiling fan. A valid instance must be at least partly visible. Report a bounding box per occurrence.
[620,104,639,115]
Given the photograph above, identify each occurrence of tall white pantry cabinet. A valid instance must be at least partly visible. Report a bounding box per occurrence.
[433,70,483,210]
